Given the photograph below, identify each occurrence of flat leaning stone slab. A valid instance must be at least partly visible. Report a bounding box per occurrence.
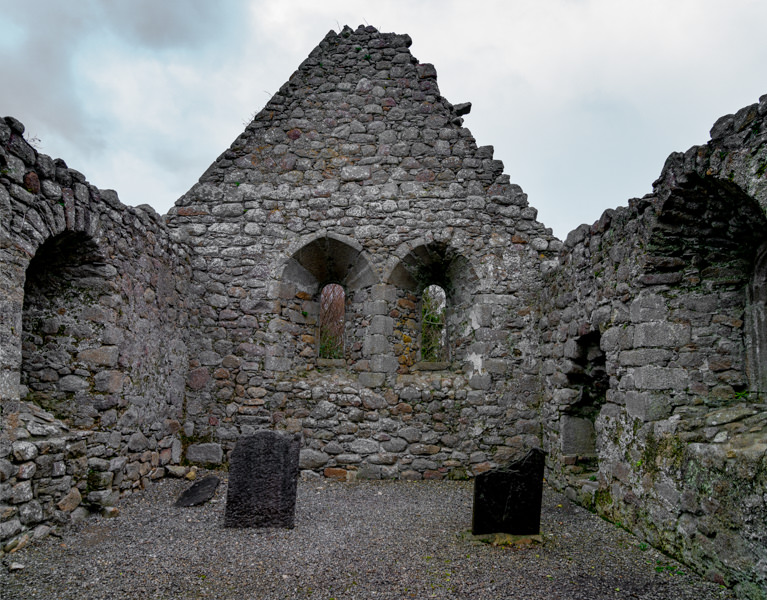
[174,475,220,507]
[224,431,301,528]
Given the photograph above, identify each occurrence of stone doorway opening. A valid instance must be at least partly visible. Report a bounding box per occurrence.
[560,331,608,471]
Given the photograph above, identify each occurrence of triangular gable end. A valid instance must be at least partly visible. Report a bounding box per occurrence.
[176,24,531,213]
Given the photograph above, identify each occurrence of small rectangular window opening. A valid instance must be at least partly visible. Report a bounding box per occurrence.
[319,283,345,359]
[421,284,447,362]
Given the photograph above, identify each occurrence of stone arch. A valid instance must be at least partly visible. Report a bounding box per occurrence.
[0,200,105,403]
[649,176,764,287]
[385,241,480,366]
[277,233,377,364]
[651,175,767,402]
[384,240,480,299]
[280,232,377,295]
[21,229,115,424]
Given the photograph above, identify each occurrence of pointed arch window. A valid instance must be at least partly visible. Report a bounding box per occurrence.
[421,284,447,362]
[319,283,345,359]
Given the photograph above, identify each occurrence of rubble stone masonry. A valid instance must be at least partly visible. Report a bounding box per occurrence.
[2,24,767,598]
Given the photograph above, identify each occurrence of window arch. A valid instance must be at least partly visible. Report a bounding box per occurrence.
[21,231,109,422]
[319,283,345,359]
[385,242,479,369]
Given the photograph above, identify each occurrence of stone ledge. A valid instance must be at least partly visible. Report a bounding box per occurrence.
[316,358,347,368]
[413,361,450,371]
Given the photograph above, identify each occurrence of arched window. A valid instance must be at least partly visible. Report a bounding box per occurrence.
[421,284,447,362]
[319,283,345,359]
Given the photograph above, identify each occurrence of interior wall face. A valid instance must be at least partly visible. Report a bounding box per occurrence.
[167,26,557,483]
[540,101,767,597]
[0,116,192,554]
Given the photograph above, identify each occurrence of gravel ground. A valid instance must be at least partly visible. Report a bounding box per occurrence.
[1,474,735,600]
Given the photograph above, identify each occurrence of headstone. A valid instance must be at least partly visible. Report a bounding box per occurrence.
[472,447,545,536]
[224,431,301,528]
[174,474,220,507]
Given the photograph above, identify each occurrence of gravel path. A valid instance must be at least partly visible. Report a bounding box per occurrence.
[1,475,735,600]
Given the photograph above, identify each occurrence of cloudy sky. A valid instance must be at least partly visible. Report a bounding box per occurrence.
[2,0,766,239]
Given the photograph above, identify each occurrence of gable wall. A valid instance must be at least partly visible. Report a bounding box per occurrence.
[166,25,559,480]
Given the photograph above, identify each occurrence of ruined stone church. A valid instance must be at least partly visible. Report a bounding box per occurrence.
[2,25,766,597]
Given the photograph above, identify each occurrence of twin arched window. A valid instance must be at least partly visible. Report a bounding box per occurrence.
[317,282,448,363]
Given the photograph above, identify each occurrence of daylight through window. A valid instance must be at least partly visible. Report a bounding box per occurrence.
[319,283,345,359]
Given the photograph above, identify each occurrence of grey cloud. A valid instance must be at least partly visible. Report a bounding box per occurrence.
[96,0,251,52]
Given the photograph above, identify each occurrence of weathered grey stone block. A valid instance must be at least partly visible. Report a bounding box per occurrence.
[370,355,398,373]
[634,322,690,348]
[186,443,223,464]
[398,427,421,443]
[19,500,43,524]
[299,448,329,469]
[127,432,148,452]
[600,326,633,352]
[630,294,668,322]
[469,373,492,390]
[631,366,689,391]
[625,391,672,422]
[265,356,292,372]
[12,441,37,462]
[618,348,672,367]
[340,165,371,181]
[560,416,596,456]
[11,481,33,504]
[0,518,21,539]
[310,400,337,419]
[358,372,386,387]
[382,437,408,453]
[363,333,389,356]
[59,375,89,392]
[369,315,394,336]
[350,438,379,454]
[77,346,119,367]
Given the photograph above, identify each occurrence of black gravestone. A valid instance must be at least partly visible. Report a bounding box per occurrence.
[174,475,220,507]
[472,447,545,536]
[224,431,301,528]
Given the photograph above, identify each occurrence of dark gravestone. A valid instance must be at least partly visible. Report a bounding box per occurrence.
[174,475,220,507]
[472,447,545,536]
[224,431,301,528]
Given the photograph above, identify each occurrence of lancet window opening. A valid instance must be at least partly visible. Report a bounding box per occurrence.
[421,284,448,362]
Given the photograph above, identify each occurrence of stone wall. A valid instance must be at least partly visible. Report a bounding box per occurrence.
[0,116,192,554]
[166,25,559,481]
[540,94,767,598]
[2,22,767,599]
